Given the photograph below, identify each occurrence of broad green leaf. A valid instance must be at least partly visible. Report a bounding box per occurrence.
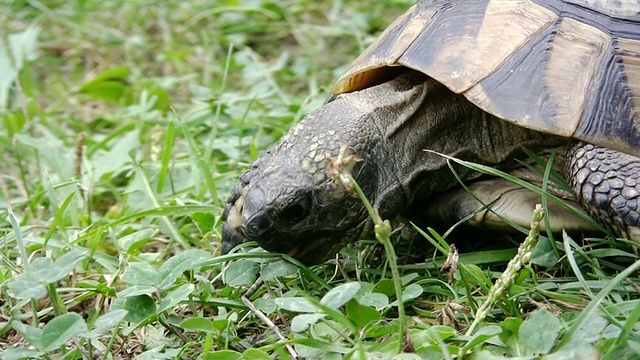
[82,309,128,338]
[7,279,47,299]
[0,348,41,360]
[118,229,155,253]
[79,81,127,103]
[274,297,316,313]
[396,325,460,352]
[212,318,234,333]
[401,273,420,285]
[78,67,130,104]
[260,259,298,280]
[11,321,43,349]
[223,260,259,286]
[373,278,395,297]
[389,283,423,306]
[461,325,502,354]
[498,317,523,351]
[190,212,216,233]
[135,346,180,360]
[158,283,194,312]
[418,325,458,346]
[346,299,381,329]
[520,309,561,355]
[254,298,277,314]
[402,283,423,303]
[28,257,54,282]
[92,130,139,179]
[157,250,209,290]
[573,312,607,342]
[122,262,157,286]
[41,249,86,284]
[358,292,389,309]
[531,237,560,267]
[3,111,26,137]
[84,66,130,84]
[122,294,157,323]
[240,348,272,359]
[203,350,242,360]
[320,282,361,309]
[116,285,157,298]
[544,345,598,360]
[41,313,87,351]
[291,313,326,333]
[290,337,352,354]
[181,317,215,332]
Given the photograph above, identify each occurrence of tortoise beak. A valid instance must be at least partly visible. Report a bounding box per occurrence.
[284,237,344,265]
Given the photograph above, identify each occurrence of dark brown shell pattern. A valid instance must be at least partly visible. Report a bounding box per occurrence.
[334,0,640,158]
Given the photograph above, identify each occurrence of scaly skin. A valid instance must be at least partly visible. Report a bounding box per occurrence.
[222,72,640,264]
[568,144,640,241]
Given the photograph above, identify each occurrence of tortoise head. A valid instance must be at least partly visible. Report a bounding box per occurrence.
[222,73,428,264]
[221,95,381,265]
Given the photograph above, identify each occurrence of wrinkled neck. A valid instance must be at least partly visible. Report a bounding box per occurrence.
[367,74,569,219]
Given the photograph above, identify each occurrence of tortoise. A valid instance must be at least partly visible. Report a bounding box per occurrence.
[221,0,640,265]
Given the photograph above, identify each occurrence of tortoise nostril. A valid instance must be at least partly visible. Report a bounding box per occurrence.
[244,212,272,240]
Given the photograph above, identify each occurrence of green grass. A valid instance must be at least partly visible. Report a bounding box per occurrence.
[1,1,639,359]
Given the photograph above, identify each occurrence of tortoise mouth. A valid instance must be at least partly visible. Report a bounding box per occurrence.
[222,210,371,265]
[286,238,344,265]
[268,222,369,265]
[256,234,343,265]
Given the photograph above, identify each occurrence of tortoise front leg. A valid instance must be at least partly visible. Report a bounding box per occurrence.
[421,178,596,234]
[567,143,640,242]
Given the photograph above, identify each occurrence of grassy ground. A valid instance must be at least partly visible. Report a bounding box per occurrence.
[1,0,639,359]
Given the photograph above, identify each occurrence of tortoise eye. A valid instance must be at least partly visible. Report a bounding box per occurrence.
[281,194,311,225]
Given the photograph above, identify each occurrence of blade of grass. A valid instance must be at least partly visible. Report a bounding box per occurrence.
[156,119,175,193]
[44,191,76,246]
[556,260,640,349]
[176,115,219,205]
[429,151,609,235]
[203,43,233,163]
[466,205,545,336]
[131,156,189,249]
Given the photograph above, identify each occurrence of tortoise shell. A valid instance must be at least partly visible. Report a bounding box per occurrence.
[333,0,640,158]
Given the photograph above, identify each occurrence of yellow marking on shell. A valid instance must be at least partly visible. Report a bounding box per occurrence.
[431,0,557,93]
[388,10,434,61]
[333,5,436,94]
[464,83,503,119]
[617,38,640,125]
[564,0,640,17]
[545,17,610,136]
